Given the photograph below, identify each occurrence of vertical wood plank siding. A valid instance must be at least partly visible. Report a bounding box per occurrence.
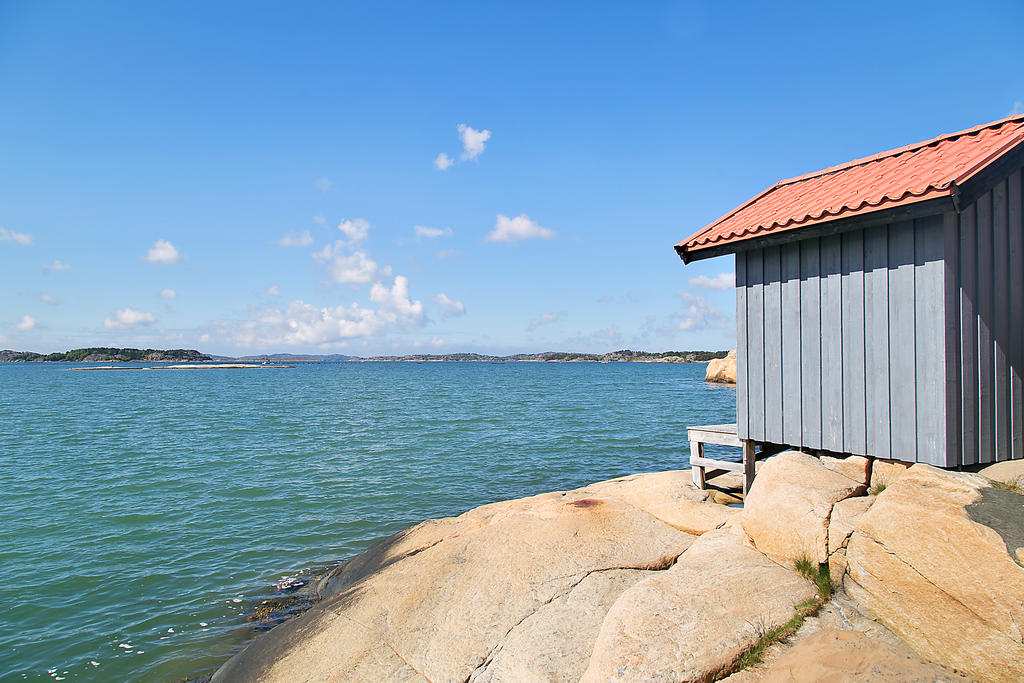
[733,166,1024,465]
[737,216,946,463]
[951,172,1024,464]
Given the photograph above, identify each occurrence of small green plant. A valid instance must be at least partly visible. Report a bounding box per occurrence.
[735,558,833,671]
[992,480,1024,495]
[868,481,887,495]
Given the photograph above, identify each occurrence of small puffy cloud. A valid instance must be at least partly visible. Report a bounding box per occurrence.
[0,227,32,245]
[313,214,327,225]
[145,239,181,264]
[277,230,313,247]
[434,152,454,170]
[430,337,445,347]
[370,275,424,327]
[42,259,70,271]
[15,314,37,330]
[485,213,554,243]
[677,293,728,331]
[39,294,56,304]
[1010,101,1024,116]
[458,123,491,160]
[527,311,566,331]
[266,284,280,296]
[159,288,177,299]
[313,243,381,284]
[435,248,458,259]
[687,272,735,291]
[414,225,453,239]
[314,177,333,192]
[337,218,370,245]
[434,293,465,317]
[104,308,156,329]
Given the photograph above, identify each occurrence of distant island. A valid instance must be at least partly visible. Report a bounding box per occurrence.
[352,350,729,363]
[1,348,728,364]
[0,347,212,363]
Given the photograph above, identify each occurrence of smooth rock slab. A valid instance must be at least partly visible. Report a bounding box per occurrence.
[212,478,697,683]
[756,629,971,682]
[581,526,815,683]
[470,568,653,682]
[845,464,1024,683]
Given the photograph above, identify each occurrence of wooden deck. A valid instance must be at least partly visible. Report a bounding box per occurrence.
[686,423,763,495]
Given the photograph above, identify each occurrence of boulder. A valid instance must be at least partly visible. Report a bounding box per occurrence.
[212,476,698,683]
[581,526,815,682]
[754,629,971,682]
[819,454,870,487]
[826,495,874,582]
[869,458,912,490]
[705,350,737,383]
[844,464,1024,683]
[741,451,866,565]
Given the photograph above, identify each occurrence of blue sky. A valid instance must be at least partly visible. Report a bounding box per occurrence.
[2,1,1023,356]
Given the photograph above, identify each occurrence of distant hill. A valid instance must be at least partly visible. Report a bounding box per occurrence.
[2,348,727,364]
[214,353,356,362]
[0,347,212,363]
[354,350,729,363]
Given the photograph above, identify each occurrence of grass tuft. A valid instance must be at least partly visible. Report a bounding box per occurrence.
[735,557,834,672]
[992,480,1024,495]
[868,481,887,495]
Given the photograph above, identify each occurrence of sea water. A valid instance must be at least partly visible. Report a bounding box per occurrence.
[0,361,735,681]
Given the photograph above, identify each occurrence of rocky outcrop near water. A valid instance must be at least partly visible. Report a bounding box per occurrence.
[705,349,736,383]
[212,454,1024,683]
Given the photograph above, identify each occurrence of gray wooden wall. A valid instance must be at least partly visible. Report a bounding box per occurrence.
[735,214,950,465]
[950,170,1024,466]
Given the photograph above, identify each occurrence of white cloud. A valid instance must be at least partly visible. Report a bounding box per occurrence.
[42,259,70,271]
[370,276,425,327]
[458,123,491,160]
[39,294,56,304]
[434,293,466,317]
[528,311,566,331]
[313,214,327,225]
[314,177,333,193]
[266,284,280,296]
[434,152,454,170]
[223,281,424,347]
[430,337,445,347]
[277,230,313,247]
[14,315,37,331]
[104,308,156,329]
[313,243,382,284]
[145,239,181,264]
[1010,101,1024,116]
[687,272,735,291]
[677,293,728,331]
[337,218,370,245]
[0,227,32,245]
[414,225,453,239]
[159,288,177,299]
[485,213,554,243]
[435,249,457,259]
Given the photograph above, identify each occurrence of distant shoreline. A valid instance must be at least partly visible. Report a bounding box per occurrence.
[2,348,730,364]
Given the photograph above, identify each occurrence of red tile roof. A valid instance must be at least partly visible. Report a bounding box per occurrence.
[676,114,1024,261]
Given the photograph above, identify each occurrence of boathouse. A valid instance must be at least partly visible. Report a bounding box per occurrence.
[677,115,1024,489]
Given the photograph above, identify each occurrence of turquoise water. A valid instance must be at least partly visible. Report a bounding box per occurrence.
[0,361,736,681]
